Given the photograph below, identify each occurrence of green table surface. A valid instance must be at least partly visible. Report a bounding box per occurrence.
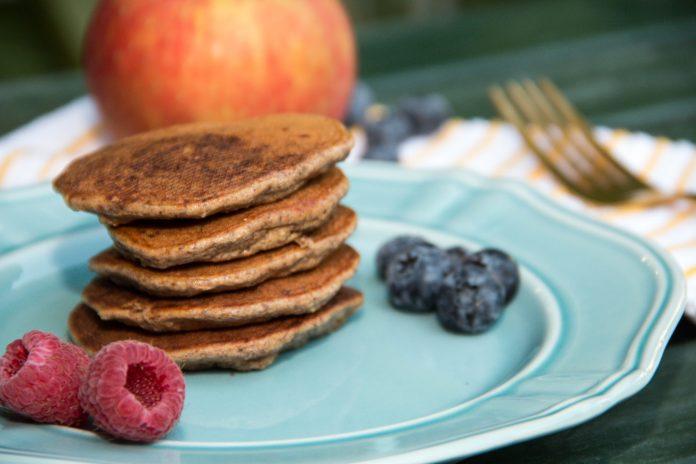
[1,0,695,462]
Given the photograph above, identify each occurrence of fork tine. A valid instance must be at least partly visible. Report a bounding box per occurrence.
[505,81,602,195]
[522,79,628,191]
[520,79,610,184]
[520,79,560,124]
[488,85,596,199]
[538,78,590,128]
[539,78,648,190]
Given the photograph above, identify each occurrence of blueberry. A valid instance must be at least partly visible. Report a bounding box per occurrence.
[444,259,491,287]
[363,110,413,148]
[364,143,399,162]
[436,261,506,334]
[469,249,520,303]
[397,94,453,135]
[445,246,469,263]
[376,235,434,279]
[344,82,375,126]
[386,245,451,312]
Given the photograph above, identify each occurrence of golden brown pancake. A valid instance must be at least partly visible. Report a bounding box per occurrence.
[90,207,357,297]
[69,287,363,371]
[107,168,348,269]
[82,245,360,332]
[54,114,353,223]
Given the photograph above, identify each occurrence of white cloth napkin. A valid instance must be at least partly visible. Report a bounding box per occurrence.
[1,96,694,321]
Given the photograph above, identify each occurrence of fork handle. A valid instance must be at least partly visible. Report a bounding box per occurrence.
[626,190,696,207]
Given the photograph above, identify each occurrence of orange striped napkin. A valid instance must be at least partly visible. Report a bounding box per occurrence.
[0,96,694,321]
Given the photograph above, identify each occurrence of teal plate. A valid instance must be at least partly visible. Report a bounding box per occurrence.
[0,162,686,463]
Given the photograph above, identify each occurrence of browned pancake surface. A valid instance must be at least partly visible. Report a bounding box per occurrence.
[107,168,348,268]
[54,114,353,222]
[83,245,360,331]
[90,206,356,296]
[69,287,364,371]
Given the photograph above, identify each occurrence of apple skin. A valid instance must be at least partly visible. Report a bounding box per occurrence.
[84,0,356,136]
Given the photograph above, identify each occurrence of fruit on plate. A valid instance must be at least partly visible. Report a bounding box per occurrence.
[84,0,356,136]
[386,245,450,313]
[377,235,520,334]
[376,235,434,279]
[0,331,90,426]
[436,259,506,334]
[80,340,185,442]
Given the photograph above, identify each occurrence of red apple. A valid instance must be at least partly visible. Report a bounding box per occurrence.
[84,0,356,136]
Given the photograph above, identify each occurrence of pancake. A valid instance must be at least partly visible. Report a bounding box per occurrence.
[83,245,360,332]
[54,114,353,224]
[90,206,357,297]
[69,287,362,371]
[107,168,348,269]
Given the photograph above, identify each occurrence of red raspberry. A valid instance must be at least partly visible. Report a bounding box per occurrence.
[80,341,185,442]
[0,330,89,426]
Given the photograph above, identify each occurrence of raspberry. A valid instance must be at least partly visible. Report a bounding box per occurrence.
[0,330,89,426]
[80,341,185,442]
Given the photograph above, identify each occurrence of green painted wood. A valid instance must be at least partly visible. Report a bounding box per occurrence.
[364,19,696,139]
[0,72,85,135]
[0,1,694,460]
[356,0,696,76]
[0,1,71,79]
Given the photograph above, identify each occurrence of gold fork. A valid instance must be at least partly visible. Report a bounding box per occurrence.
[488,78,692,204]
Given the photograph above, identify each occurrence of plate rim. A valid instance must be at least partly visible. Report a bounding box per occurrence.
[345,162,685,463]
[0,161,687,463]
[0,219,566,449]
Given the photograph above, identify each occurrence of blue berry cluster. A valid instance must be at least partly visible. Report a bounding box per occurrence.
[344,82,453,162]
[377,235,520,334]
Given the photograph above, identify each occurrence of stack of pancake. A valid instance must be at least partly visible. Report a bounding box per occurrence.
[54,114,363,371]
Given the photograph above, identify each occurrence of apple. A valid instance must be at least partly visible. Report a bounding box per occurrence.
[83,0,356,136]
